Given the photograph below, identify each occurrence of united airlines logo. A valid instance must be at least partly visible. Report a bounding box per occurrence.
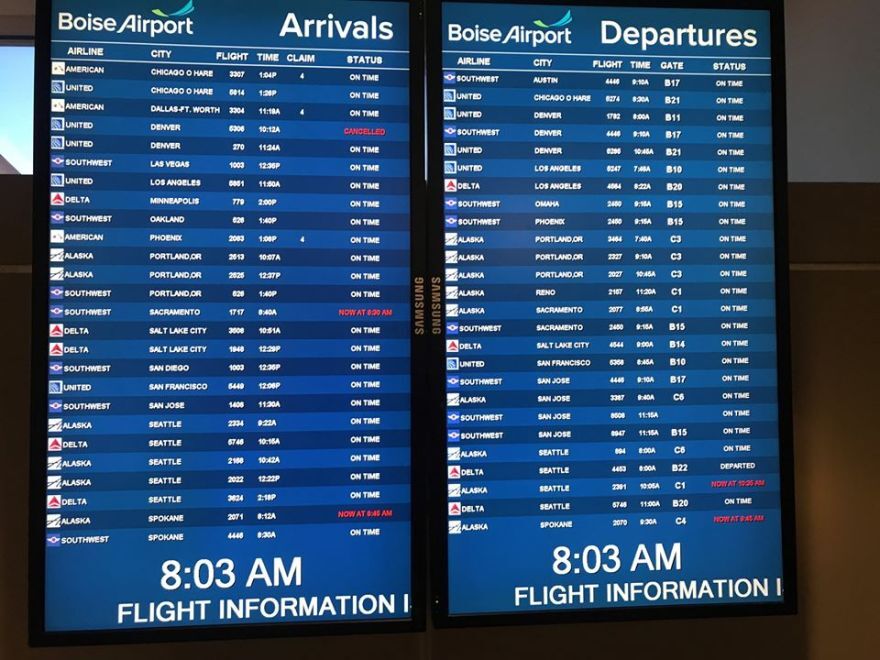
[152,0,195,19]
[533,10,572,29]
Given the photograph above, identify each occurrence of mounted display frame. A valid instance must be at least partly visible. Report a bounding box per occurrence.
[30,0,426,646]
[427,0,796,628]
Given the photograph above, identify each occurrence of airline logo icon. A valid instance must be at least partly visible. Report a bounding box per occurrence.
[444,72,456,84]
[48,418,63,432]
[49,400,63,413]
[447,429,460,442]
[445,250,458,265]
[47,456,63,471]
[46,534,61,548]
[46,495,62,509]
[49,380,64,394]
[445,268,459,282]
[444,107,457,120]
[448,447,461,461]
[48,437,63,451]
[51,136,65,150]
[52,61,66,75]
[443,89,456,103]
[51,99,65,113]
[50,306,64,318]
[446,339,459,353]
[448,502,462,516]
[448,465,461,479]
[46,514,62,529]
[446,285,459,300]
[51,80,65,94]
[50,267,64,281]
[445,232,458,246]
[445,161,457,174]
[50,229,65,243]
[50,287,65,299]
[51,211,65,223]
[50,192,65,206]
[50,248,65,263]
[447,392,460,407]
[49,343,64,356]
[448,483,461,498]
[448,520,462,534]
[444,126,456,137]
[51,173,65,187]
[49,361,64,374]
[444,143,457,156]
[49,324,64,338]
[51,118,64,132]
[445,197,458,208]
[445,215,458,228]
[47,475,63,490]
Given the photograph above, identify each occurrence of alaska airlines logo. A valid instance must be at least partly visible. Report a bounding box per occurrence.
[152,0,194,19]
[534,10,572,29]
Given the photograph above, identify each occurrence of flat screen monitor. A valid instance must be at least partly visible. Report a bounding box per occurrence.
[31,0,423,644]
[428,0,795,626]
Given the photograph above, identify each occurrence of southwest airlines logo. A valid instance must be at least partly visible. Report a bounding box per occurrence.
[152,0,194,19]
[534,10,572,29]
[448,8,573,47]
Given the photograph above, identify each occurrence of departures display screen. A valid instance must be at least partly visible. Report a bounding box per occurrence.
[33,0,417,639]
[433,1,793,620]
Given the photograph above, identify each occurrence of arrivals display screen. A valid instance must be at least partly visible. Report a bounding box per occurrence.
[428,0,795,624]
[31,0,422,644]
[0,40,35,175]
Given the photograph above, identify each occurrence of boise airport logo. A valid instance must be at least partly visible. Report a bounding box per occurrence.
[57,2,195,37]
[448,9,573,47]
[279,12,394,40]
[533,10,572,29]
[152,0,194,19]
